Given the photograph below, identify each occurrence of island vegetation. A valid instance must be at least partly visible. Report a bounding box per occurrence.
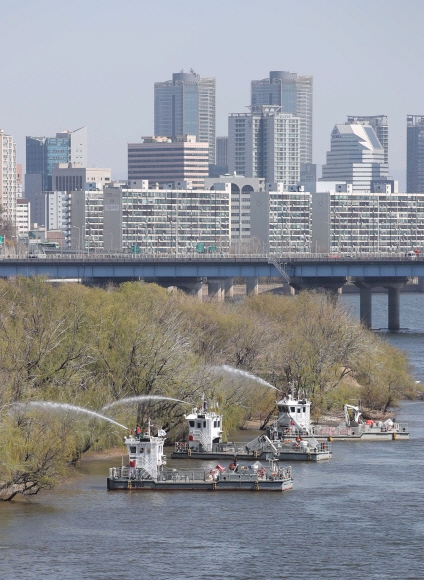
[0,277,420,500]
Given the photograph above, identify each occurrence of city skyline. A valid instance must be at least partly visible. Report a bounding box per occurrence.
[2,0,424,189]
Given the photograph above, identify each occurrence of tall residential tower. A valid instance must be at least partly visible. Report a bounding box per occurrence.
[228,105,300,187]
[154,70,216,164]
[251,71,313,166]
[0,129,17,227]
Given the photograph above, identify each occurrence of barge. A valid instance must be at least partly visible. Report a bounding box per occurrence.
[266,393,409,442]
[107,423,293,492]
[171,401,331,461]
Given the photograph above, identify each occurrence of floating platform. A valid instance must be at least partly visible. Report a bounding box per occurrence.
[107,465,293,492]
[171,439,332,461]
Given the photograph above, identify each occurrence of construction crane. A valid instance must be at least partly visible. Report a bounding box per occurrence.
[344,404,362,427]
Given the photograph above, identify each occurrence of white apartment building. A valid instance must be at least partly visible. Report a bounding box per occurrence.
[16,198,30,238]
[0,129,17,226]
[312,183,424,253]
[228,106,300,187]
[205,176,311,253]
[103,181,230,253]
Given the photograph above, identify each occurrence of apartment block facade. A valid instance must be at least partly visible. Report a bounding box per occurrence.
[103,181,230,254]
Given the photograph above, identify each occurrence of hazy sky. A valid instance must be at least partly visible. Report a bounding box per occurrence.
[2,0,423,188]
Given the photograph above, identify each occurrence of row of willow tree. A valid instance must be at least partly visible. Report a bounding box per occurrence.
[0,278,419,500]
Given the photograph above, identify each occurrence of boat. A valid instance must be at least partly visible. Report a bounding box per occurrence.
[265,393,409,441]
[171,400,332,461]
[107,422,293,492]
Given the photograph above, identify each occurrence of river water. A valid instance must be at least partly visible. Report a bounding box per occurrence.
[1,293,423,579]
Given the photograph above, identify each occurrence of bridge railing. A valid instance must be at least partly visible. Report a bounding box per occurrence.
[0,251,421,262]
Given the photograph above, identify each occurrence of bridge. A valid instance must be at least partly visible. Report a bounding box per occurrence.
[1,253,423,330]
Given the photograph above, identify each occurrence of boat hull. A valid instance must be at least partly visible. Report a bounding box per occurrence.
[107,477,293,492]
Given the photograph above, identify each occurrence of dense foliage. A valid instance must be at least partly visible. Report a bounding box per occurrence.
[0,278,418,499]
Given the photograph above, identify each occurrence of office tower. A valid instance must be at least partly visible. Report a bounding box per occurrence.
[154,70,216,163]
[25,127,87,226]
[407,115,424,193]
[0,129,17,227]
[228,106,300,187]
[251,71,313,166]
[347,115,388,164]
[128,135,209,189]
[321,123,388,191]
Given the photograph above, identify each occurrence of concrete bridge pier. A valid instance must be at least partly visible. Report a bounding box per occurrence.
[223,278,234,301]
[180,278,204,302]
[354,277,408,330]
[382,280,407,330]
[207,278,223,301]
[358,285,373,328]
[387,286,401,330]
[246,277,259,296]
[289,277,347,301]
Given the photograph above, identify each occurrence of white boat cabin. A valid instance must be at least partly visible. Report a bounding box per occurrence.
[272,391,311,435]
[185,401,223,452]
[125,424,167,480]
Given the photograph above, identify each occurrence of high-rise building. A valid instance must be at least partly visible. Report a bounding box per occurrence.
[347,115,388,164]
[25,127,87,206]
[321,123,388,191]
[228,106,300,187]
[407,115,424,193]
[128,135,209,189]
[0,129,17,227]
[216,137,228,167]
[154,71,216,164]
[251,71,313,166]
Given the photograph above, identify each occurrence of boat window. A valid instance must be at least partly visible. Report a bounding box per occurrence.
[147,448,151,454]
[290,407,295,412]
[203,421,206,427]
[213,420,217,427]
[130,446,136,453]
[297,408,301,413]
[139,447,144,453]
[303,407,306,412]
[189,421,195,427]
[218,421,220,427]
[197,422,201,428]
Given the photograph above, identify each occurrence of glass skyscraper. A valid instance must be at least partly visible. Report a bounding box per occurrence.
[407,115,424,193]
[26,127,87,192]
[25,126,87,226]
[154,71,216,164]
[251,71,313,166]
